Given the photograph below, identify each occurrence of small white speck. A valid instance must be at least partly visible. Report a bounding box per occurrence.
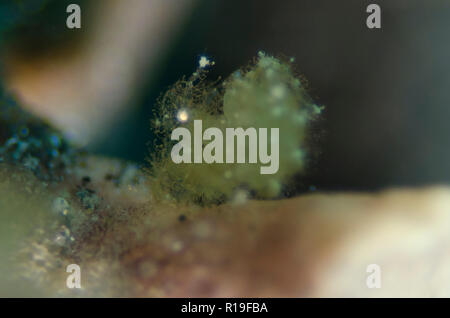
[199,56,211,68]
[177,109,189,123]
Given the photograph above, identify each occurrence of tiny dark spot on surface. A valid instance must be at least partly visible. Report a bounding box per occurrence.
[76,187,100,210]
[82,176,91,185]
[178,214,187,222]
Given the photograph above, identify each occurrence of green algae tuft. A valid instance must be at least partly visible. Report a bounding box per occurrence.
[148,52,322,204]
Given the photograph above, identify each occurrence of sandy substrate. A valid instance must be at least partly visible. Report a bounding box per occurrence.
[19,156,446,297]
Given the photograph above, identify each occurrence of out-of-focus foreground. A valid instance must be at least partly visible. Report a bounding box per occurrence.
[1,156,450,297]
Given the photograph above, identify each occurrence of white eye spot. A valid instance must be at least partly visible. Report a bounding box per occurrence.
[177,109,189,123]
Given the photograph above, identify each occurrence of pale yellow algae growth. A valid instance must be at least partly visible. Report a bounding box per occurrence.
[149,52,322,203]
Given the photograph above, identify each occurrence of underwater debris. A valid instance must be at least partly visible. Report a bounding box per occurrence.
[0,83,77,181]
[76,187,99,211]
[148,52,322,203]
